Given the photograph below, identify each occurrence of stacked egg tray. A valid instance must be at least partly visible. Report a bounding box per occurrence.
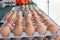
[0,5,60,40]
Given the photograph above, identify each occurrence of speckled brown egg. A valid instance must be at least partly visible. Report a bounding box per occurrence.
[54,35,60,40]
[1,27,11,37]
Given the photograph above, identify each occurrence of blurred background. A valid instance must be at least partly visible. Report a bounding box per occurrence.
[33,0,60,26]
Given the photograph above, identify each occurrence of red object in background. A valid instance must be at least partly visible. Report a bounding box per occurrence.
[21,0,25,4]
[16,0,21,4]
[16,0,31,5]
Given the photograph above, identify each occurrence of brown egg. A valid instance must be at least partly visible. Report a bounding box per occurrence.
[33,5,38,11]
[15,21,21,26]
[12,12,17,19]
[25,13,32,18]
[25,13,35,36]
[36,24,47,35]
[44,20,53,26]
[17,11,22,16]
[33,37,39,40]
[17,11,22,21]
[31,10,47,35]
[25,26,35,36]
[39,14,50,22]
[47,24,58,34]
[29,5,33,11]
[1,27,11,37]
[54,35,60,40]
[7,17,13,24]
[25,5,29,11]
[44,36,50,40]
[4,11,13,21]
[33,6,41,15]
[13,25,23,36]
[3,23,11,28]
[21,38,28,40]
[22,5,25,11]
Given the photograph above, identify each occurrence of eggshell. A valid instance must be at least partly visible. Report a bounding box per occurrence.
[22,5,25,11]
[36,25,47,35]
[3,23,11,28]
[25,26,35,36]
[15,21,21,26]
[1,27,11,37]
[33,5,38,11]
[39,14,50,22]
[7,16,14,24]
[44,20,53,26]
[47,24,58,34]
[4,11,13,21]
[13,25,23,36]
[25,5,29,11]
[54,35,60,40]
[31,10,47,35]
[25,13,35,36]
[29,6,33,11]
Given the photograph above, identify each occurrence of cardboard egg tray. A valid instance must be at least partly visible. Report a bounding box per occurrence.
[0,5,60,40]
